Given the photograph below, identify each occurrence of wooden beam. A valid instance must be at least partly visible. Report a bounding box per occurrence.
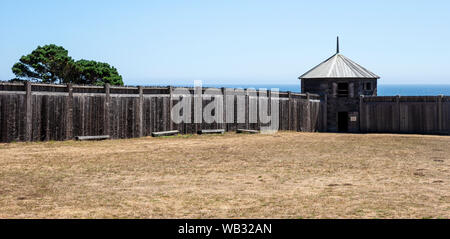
[151,130,179,137]
[198,129,225,135]
[237,129,259,134]
[75,135,110,141]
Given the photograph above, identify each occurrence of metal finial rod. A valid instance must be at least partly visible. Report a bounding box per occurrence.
[337,36,340,54]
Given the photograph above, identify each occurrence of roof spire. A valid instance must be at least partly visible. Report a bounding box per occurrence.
[336,36,340,54]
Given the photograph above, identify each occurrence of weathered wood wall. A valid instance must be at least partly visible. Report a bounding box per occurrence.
[0,82,321,142]
[360,95,450,134]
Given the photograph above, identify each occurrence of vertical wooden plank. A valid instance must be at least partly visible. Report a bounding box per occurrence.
[438,95,443,132]
[169,86,173,131]
[332,83,337,98]
[287,91,292,131]
[138,86,144,137]
[80,96,85,137]
[49,95,55,140]
[190,94,195,134]
[396,95,401,132]
[359,95,364,132]
[131,97,136,137]
[366,99,370,132]
[44,95,50,140]
[245,93,249,129]
[292,98,297,131]
[143,97,150,136]
[0,96,3,142]
[0,96,7,142]
[163,96,168,131]
[349,83,354,98]
[65,84,73,140]
[401,101,408,132]
[222,87,227,131]
[194,84,202,133]
[257,90,261,131]
[151,97,156,133]
[7,95,14,141]
[121,97,126,138]
[113,97,119,138]
[268,89,271,131]
[25,82,32,141]
[323,94,328,132]
[104,84,111,137]
[306,93,311,132]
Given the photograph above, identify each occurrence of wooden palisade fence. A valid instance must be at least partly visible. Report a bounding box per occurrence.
[0,82,323,142]
[360,95,450,134]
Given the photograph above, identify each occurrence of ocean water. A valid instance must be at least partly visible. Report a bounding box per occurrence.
[376,85,450,96]
[195,84,450,96]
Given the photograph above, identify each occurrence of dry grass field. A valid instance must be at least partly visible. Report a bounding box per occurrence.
[0,132,449,218]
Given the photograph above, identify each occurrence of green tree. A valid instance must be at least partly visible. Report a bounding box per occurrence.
[11,44,124,86]
[11,44,77,84]
[75,60,123,86]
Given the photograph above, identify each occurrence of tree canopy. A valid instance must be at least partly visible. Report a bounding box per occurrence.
[75,60,123,86]
[11,44,76,84]
[11,44,123,86]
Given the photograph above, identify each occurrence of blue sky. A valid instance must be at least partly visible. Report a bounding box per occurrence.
[1,0,449,85]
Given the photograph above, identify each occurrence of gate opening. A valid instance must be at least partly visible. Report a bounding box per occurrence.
[338,112,349,132]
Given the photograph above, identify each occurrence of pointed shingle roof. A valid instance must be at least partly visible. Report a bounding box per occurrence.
[299,53,380,79]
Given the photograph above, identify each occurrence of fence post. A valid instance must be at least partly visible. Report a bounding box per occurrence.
[396,95,401,132]
[169,86,173,131]
[104,83,111,137]
[438,94,443,132]
[306,93,311,132]
[138,86,144,137]
[359,95,364,133]
[323,94,328,132]
[222,87,227,131]
[287,91,292,130]
[268,89,272,131]
[245,91,250,129]
[193,83,203,132]
[25,81,32,141]
[65,83,73,140]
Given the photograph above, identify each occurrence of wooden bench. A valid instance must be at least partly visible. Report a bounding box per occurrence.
[151,130,179,137]
[198,129,225,135]
[236,129,260,134]
[75,135,110,141]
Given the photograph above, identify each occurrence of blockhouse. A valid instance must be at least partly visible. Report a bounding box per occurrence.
[299,37,380,132]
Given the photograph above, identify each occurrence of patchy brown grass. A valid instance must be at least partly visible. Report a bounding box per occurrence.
[0,132,449,218]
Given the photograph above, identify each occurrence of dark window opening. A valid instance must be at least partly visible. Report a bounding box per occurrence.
[364,82,372,91]
[337,83,349,97]
[338,112,349,132]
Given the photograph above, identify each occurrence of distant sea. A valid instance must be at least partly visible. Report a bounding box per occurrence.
[183,84,450,96]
